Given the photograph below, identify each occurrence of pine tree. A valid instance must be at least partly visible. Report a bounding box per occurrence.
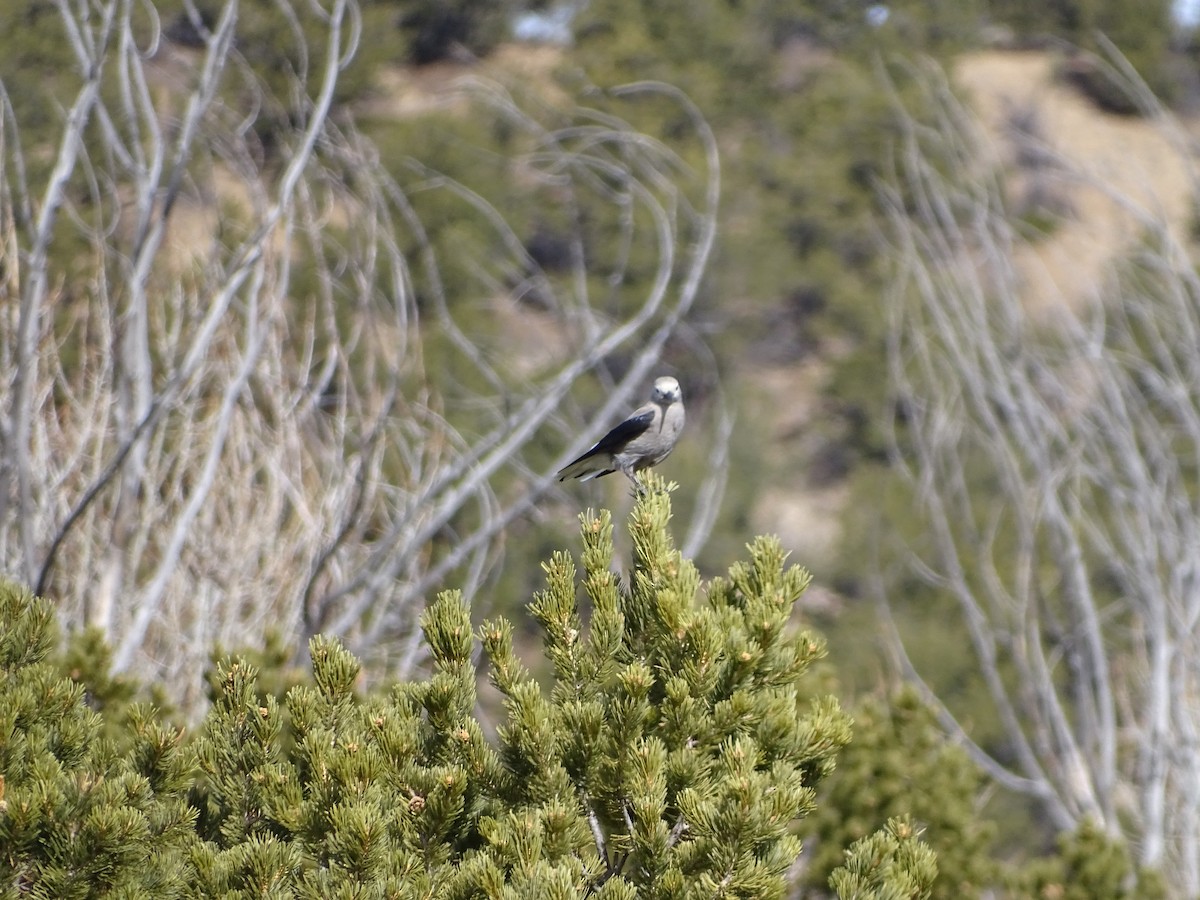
[1007,820,1167,900]
[0,580,196,897]
[799,687,995,898]
[0,480,948,896]
[186,476,863,896]
[828,817,938,900]
[478,477,852,896]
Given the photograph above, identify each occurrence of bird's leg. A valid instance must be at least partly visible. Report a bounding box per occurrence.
[623,468,646,498]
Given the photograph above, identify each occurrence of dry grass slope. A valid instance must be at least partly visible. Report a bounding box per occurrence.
[955,50,1197,313]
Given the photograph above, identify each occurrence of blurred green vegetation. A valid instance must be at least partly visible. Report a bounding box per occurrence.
[1006,820,1169,899]
[799,686,998,899]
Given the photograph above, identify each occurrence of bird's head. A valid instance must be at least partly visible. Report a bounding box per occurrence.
[651,376,682,405]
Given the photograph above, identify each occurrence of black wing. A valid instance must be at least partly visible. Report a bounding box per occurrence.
[567,409,655,466]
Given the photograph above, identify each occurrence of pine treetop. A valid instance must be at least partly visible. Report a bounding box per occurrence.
[1,484,950,897]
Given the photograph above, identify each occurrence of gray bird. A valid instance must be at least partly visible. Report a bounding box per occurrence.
[557,376,685,493]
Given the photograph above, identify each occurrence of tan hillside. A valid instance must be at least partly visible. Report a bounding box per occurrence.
[956,50,1198,313]
[752,49,1200,563]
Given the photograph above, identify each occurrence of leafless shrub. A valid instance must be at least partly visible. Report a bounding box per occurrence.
[880,60,1200,893]
[0,0,725,706]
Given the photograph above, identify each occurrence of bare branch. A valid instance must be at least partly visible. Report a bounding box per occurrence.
[0,0,725,710]
[882,58,1200,891]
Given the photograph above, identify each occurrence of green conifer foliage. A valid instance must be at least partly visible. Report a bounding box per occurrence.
[185,476,858,896]
[2,485,954,896]
[828,817,938,900]
[800,687,995,898]
[0,580,196,897]
[1008,820,1167,900]
[476,476,852,897]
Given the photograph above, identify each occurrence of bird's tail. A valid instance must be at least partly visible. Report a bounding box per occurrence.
[557,456,612,481]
